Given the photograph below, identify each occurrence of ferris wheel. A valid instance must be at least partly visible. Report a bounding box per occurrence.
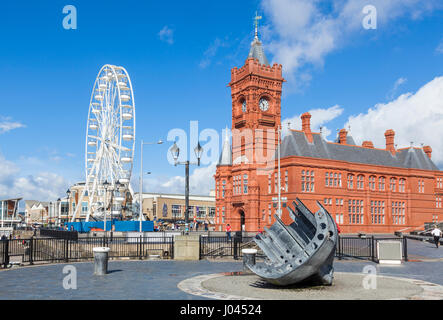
[71,64,136,222]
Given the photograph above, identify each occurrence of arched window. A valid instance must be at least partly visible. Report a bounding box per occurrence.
[347,174,354,189]
[369,176,376,190]
[357,175,364,189]
[378,176,385,191]
[399,178,406,192]
[390,178,397,192]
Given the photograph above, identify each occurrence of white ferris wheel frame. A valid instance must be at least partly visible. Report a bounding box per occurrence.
[71,64,136,222]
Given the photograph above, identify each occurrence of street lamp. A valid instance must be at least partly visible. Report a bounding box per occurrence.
[139,139,163,232]
[57,198,61,227]
[170,141,204,224]
[66,189,71,226]
[103,180,109,233]
[114,180,122,221]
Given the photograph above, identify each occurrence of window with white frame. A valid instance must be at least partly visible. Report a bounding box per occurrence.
[347,174,354,189]
[390,178,397,192]
[369,175,376,190]
[399,178,406,192]
[348,199,364,224]
[301,170,314,192]
[436,197,442,209]
[392,201,405,225]
[268,174,272,194]
[172,204,182,218]
[371,200,385,224]
[418,179,425,193]
[357,175,364,190]
[378,177,386,191]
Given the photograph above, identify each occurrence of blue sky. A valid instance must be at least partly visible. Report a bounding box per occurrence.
[1,0,443,202]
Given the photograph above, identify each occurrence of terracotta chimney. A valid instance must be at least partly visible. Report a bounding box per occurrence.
[423,145,432,159]
[362,141,374,148]
[301,112,311,133]
[338,129,347,145]
[301,112,313,143]
[384,129,396,155]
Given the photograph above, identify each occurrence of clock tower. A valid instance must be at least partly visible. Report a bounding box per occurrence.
[215,13,285,232]
[229,18,285,166]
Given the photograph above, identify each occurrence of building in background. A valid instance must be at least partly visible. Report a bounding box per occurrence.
[25,200,49,225]
[214,22,442,234]
[0,198,23,230]
[136,192,216,226]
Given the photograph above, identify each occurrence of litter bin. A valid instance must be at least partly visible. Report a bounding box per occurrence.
[93,247,110,275]
[242,248,257,274]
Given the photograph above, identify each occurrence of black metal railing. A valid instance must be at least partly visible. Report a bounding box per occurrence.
[200,234,408,262]
[335,235,408,262]
[199,235,265,260]
[0,236,174,267]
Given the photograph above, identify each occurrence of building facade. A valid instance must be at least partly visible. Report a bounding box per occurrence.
[138,192,216,226]
[214,28,442,234]
[1,198,22,228]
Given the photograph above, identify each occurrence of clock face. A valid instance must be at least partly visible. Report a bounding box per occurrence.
[242,100,247,112]
[259,98,269,111]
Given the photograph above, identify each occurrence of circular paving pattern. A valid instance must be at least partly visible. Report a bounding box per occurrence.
[178,272,443,300]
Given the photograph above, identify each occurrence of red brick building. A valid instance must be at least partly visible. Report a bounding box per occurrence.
[214,30,443,234]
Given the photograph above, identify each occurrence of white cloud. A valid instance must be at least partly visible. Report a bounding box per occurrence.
[199,38,229,69]
[345,76,443,167]
[0,116,25,134]
[260,0,441,89]
[282,104,344,139]
[158,25,174,45]
[387,77,407,99]
[0,153,68,201]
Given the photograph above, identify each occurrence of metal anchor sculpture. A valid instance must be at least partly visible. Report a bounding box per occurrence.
[246,198,338,286]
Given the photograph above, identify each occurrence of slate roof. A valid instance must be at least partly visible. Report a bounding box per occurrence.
[248,37,269,66]
[278,130,439,171]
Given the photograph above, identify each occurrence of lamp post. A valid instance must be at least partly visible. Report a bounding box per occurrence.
[170,141,204,224]
[103,180,109,233]
[112,180,121,221]
[66,189,71,227]
[139,139,163,232]
[57,198,61,227]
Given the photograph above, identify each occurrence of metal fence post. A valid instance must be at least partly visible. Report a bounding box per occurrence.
[371,236,375,262]
[64,239,69,263]
[3,240,9,268]
[139,235,142,260]
[29,238,34,265]
[337,235,342,260]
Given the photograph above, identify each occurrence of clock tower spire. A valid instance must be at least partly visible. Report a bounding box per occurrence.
[229,13,285,165]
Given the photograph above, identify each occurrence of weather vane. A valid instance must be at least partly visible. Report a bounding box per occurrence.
[254,11,262,38]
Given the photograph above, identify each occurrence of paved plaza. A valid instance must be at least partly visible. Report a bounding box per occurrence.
[0,239,442,300]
